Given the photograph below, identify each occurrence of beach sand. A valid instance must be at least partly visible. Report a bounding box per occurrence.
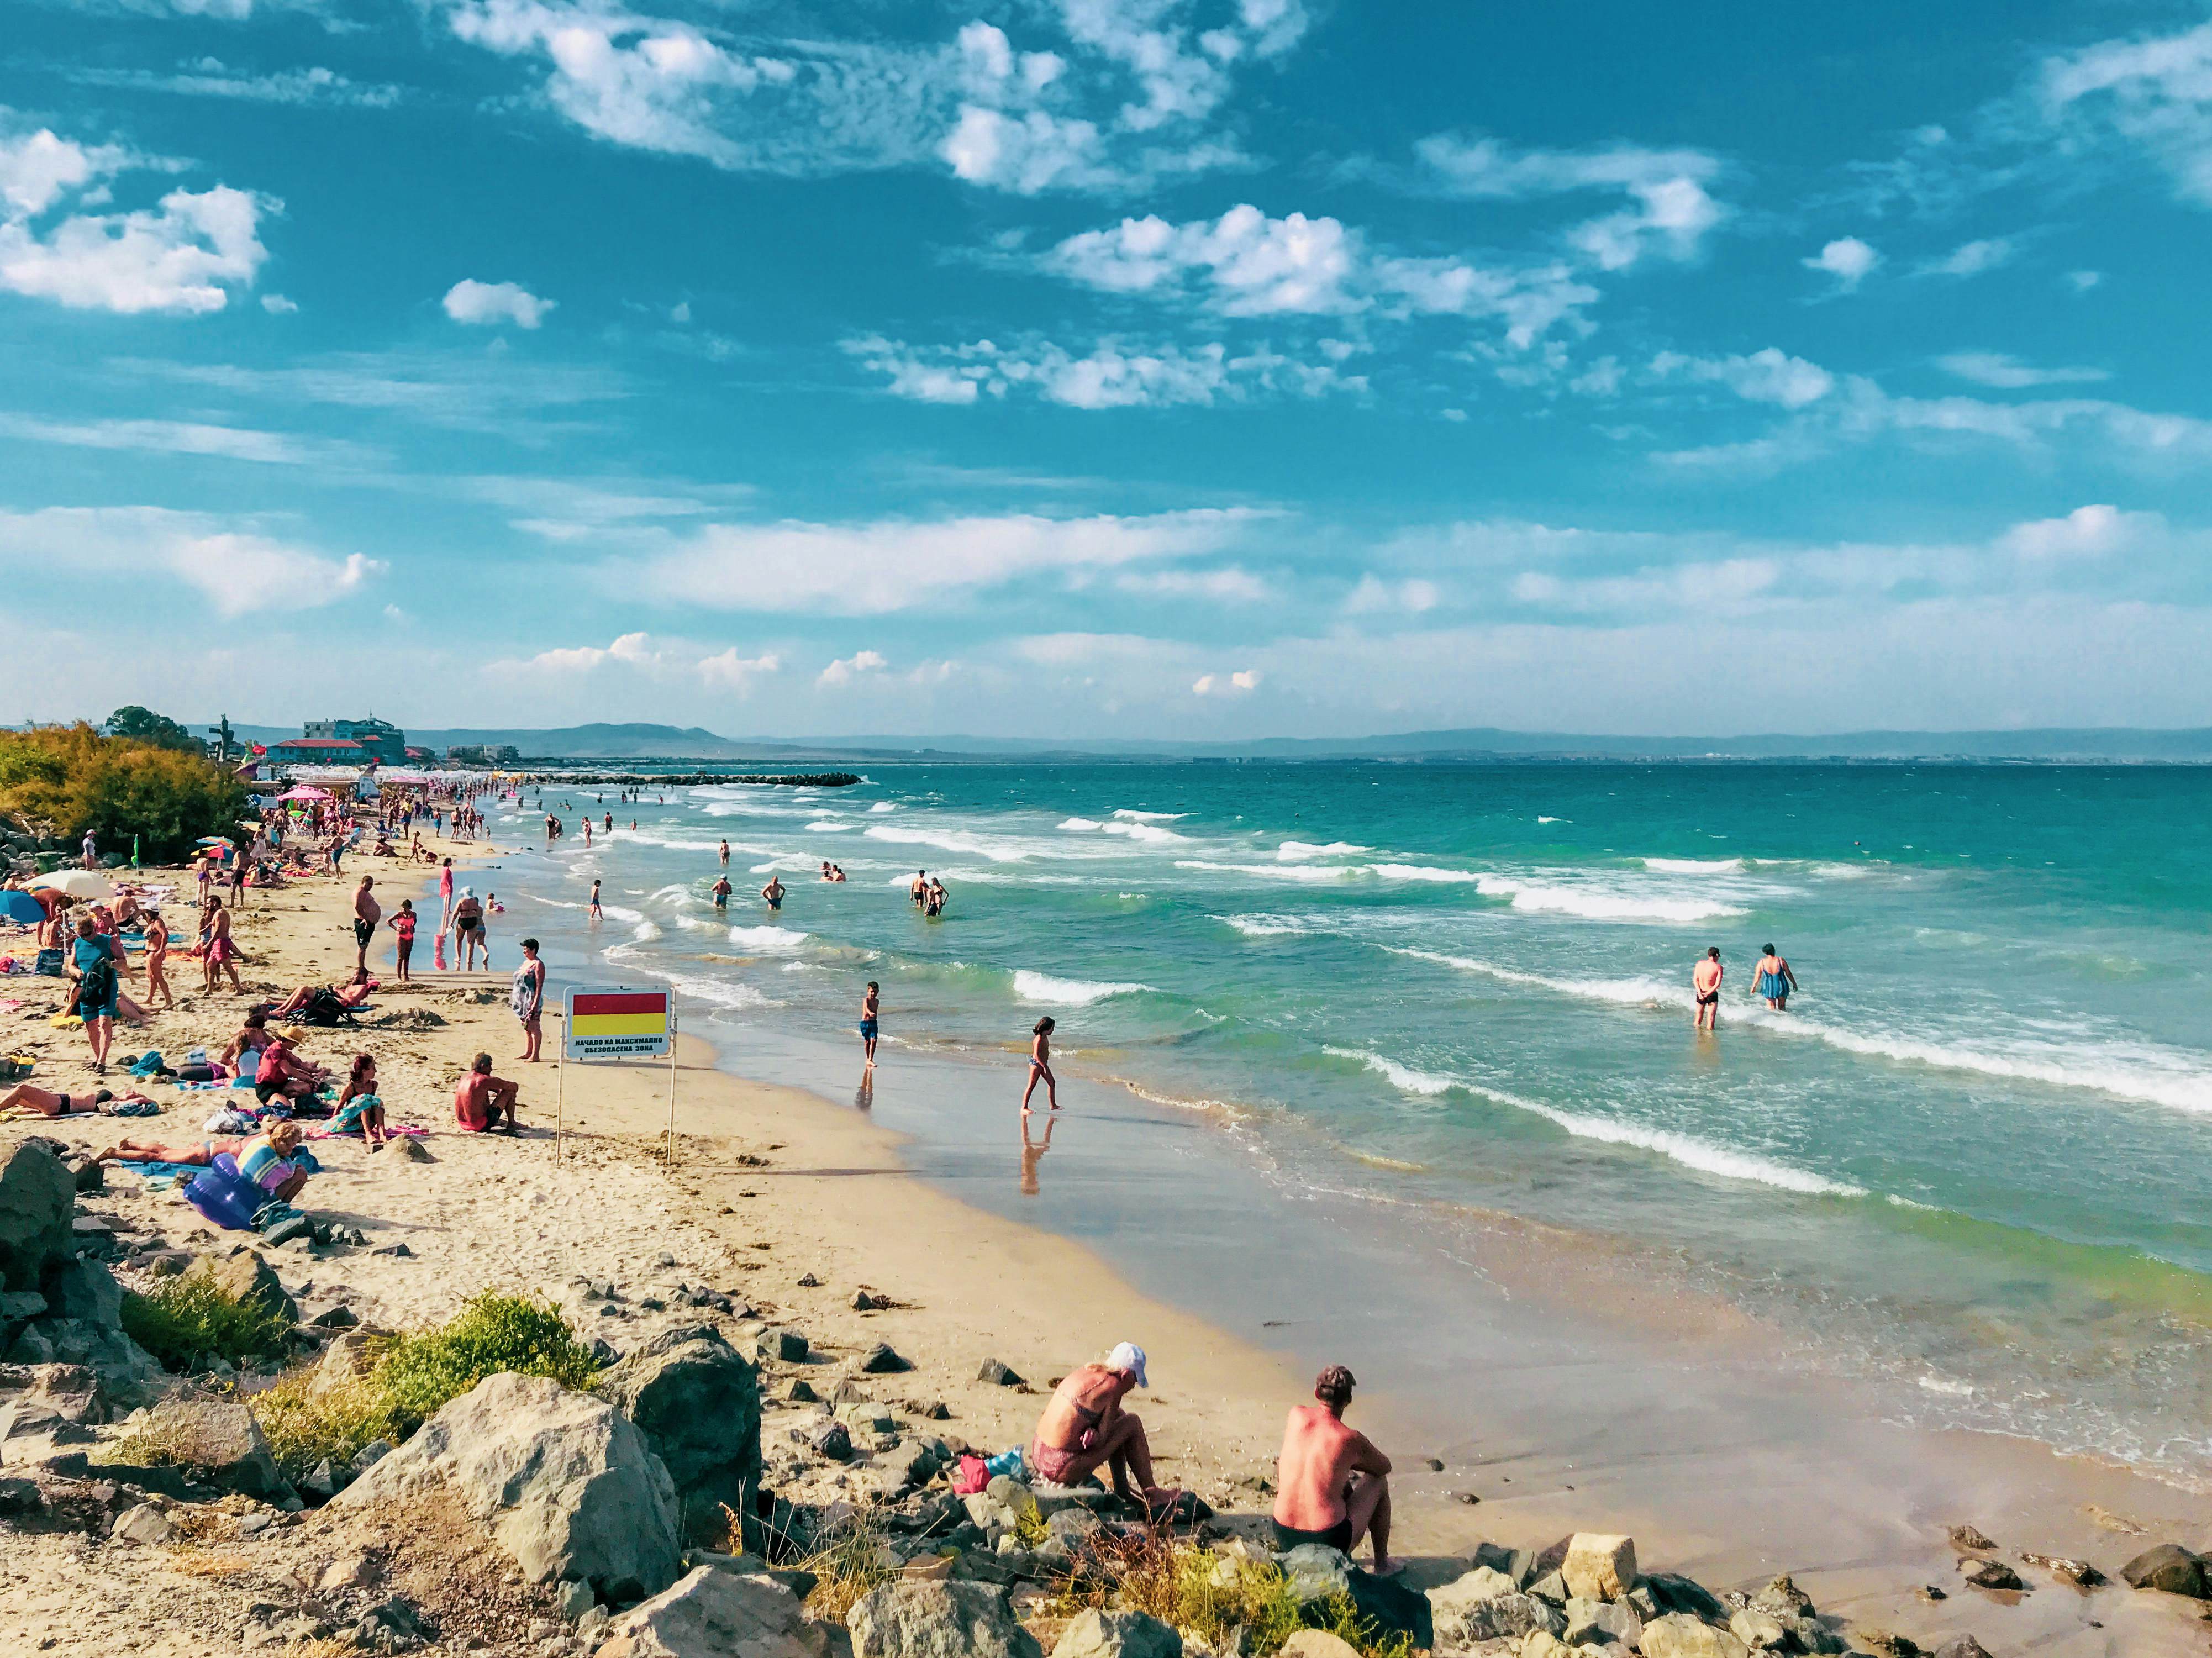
[1,834,2206,1655]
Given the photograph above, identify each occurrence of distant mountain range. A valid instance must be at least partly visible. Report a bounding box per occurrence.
[185,719,2212,763]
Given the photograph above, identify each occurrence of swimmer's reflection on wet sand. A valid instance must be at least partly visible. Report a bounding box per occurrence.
[1020,1110,1056,1196]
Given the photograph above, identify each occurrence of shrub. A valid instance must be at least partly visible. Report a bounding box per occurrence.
[1052,1536,1410,1658]
[372,1292,598,1428]
[119,1276,293,1372]
[0,723,246,862]
[253,1357,400,1482]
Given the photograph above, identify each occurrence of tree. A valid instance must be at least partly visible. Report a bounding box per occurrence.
[105,706,200,751]
[0,724,247,861]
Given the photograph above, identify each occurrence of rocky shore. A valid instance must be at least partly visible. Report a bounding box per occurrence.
[2,855,2209,1656]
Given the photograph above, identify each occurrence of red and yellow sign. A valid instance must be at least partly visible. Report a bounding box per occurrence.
[565,987,672,1059]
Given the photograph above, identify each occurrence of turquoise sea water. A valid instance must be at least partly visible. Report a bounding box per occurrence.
[494,764,2212,1486]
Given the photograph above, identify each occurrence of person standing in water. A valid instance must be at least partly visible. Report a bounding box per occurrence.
[1021,1016,1059,1115]
[909,869,928,906]
[588,879,603,920]
[1753,943,1799,1010]
[761,876,786,910]
[859,980,879,1068]
[719,839,730,867]
[1693,946,1724,1030]
[712,875,732,912]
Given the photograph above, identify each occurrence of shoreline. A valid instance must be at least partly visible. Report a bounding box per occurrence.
[3,839,2206,1654]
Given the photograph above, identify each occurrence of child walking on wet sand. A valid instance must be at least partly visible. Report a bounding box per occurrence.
[1021,1016,1058,1115]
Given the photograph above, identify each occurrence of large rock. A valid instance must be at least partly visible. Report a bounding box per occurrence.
[1726,1607,1787,1650]
[1276,1636,1358,1658]
[1642,1575,1730,1624]
[46,1259,122,1327]
[597,1567,830,1658]
[2121,1543,2209,1598]
[1567,1596,1643,1648]
[1641,1613,1751,1658]
[849,1580,1044,1658]
[598,1325,763,1544]
[1051,1609,1182,1658]
[1931,1639,1993,1658]
[140,1397,283,1496]
[0,1141,73,1293]
[1560,1534,1636,1602]
[1278,1543,1353,1603]
[1346,1568,1434,1649]
[1429,1564,1519,1622]
[1431,1589,1563,1645]
[1472,1543,1540,1589]
[192,1250,298,1326]
[309,1328,393,1402]
[335,1372,681,1600]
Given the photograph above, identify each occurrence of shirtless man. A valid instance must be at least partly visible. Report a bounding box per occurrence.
[1272,1365,1398,1573]
[712,876,733,912]
[909,869,928,906]
[1028,1343,1178,1515]
[761,877,786,911]
[719,840,730,867]
[352,875,381,978]
[1693,945,1723,1031]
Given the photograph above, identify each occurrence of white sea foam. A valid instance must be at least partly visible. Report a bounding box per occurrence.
[1917,1374,1978,1397]
[1104,820,1189,845]
[1368,862,1490,885]
[1013,970,1149,1006]
[643,967,772,1011]
[869,802,896,813]
[1536,816,1565,824]
[1177,860,1360,883]
[1384,946,1685,1008]
[1482,878,1747,923]
[728,925,808,951]
[630,920,662,941]
[805,821,853,833]
[863,824,1032,862]
[1113,809,1186,822]
[1326,1045,1863,1196]
[1223,913,1312,938]
[1642,857,1746,873]
[1277,840,1369,860]
[1058,817,1104,831]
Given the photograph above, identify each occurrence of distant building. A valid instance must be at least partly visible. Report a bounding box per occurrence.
[269,736,368,764]
[445,743,521,766]
[303,718,408,765]
[403,747,434,764]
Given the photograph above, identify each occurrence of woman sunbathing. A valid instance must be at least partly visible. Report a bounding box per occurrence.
[101,1122,308,1200]
[266,977,374,1019]
[0,1082,114,1118]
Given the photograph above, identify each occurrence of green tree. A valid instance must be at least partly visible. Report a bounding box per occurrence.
[0,724,247,861]
[104,706,200,751]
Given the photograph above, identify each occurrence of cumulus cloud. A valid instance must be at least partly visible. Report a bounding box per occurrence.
[1651,347,1835,409]
[443,278,555,327]
[1803,235,1878,288]
[818,649,889,686]
[0,128,270,315]
[842,333,1366,408]
[502,631,781,689]
[623,508,1265,614]
[1191,668,1260,694]
[1411,132,1726,269]
[0,506,378,616]
[2041,20,2212,206]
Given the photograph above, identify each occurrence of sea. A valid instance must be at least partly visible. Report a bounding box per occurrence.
[480,762,2212,1492]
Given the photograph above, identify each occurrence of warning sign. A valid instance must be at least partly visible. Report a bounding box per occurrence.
[564,986,672,1060]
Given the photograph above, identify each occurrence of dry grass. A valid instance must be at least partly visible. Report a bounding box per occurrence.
[166,1549,255,1578]
[800,1517,900,1623]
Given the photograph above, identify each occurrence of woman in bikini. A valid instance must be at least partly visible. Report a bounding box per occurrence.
[141,908,175,1011]
[1020,1016,1059,1115]
[1753,943,1799,1011]
[0,1082,112,1118]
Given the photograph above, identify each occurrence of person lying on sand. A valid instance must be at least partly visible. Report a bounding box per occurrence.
[454,1051,520,1133]
[1273,1364,1399,1574]
[0,1083,113,1118]
[101,1122,309,1200]
[1028,1341,1184,1518]
[265,977,373,1018]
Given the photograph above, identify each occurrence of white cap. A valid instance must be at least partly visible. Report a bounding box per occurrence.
[1106,1341,1148,1387]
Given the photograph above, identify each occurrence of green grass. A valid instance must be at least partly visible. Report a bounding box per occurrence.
[249,1294,598,1482]
[119,1276,294,1373]
[1049,1537,1412,1658]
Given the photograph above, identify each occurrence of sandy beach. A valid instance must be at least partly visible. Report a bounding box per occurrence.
[2,828,2208,1656]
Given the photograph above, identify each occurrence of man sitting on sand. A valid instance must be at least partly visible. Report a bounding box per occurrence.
[454,1052,521,1132]
[1029,1341,1182,1517]
[1272,1364,1397,1574]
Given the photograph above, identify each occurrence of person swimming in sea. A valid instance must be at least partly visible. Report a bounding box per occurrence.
[1753,943,1799,1010]
[1693,946,1723,1030]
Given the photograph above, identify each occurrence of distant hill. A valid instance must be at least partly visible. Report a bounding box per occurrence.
[161,720,2212,763]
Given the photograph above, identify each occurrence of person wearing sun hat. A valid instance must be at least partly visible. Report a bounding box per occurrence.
[1028,1340,1186,1518]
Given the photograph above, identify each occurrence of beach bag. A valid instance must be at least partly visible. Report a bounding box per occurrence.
[33,948,62,977]
[951,1455,991,1496]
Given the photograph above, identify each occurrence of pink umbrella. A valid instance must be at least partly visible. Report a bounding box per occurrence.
[276,786,332,802]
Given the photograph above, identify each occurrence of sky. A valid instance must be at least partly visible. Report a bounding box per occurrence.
[9,0,2212,739]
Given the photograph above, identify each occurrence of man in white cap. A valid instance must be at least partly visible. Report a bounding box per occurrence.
[1028,1341,1179,1517]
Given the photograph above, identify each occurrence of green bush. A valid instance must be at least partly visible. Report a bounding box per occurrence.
[248,1293,597,1481]
[0,723,246,862]
[1052,1538,1411,1658]
[119,1276,293,1372]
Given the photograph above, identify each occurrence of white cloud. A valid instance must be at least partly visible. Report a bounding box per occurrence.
[261,292,298,313]
[0,506,378,616]
[1994,503,2152,560]
[2067,270,2103,292]
[818,649,889,686]
[624,508,1265,614]
[1191,668,1260,695]
[1936,351,2109,389]
[443,278,555,328]
[502,631,782,690]
[0,129,129,218]
[1803,235,1879,288]
[1919,238,2013,278]
[69,61,405,108]
[1345,574,1441,613]
[1115,566,1272,601]
[1651,347,1835,409]
[0,412,375,467]
[2041,20,2212,206]
[842,333,1366,409]
[1412,132,1726,270]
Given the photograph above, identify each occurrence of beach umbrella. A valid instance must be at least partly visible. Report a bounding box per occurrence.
[276,786,331,802]
[196,836,234,848]
[0,891,44,925]
[27,870,113,901]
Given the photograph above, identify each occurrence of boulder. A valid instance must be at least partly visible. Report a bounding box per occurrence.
[192,1250,297,1327]
[1278,1544,1353,1603]
[110,1502,177,1544]
[849,1580,1044,1658]
[597,1325,763,1544]
[1051,1609,1181,1658]
[978,1360,1024,1387]
[1751,1576,1813,1619]
[1472,1543,1540,1589]
[2121,1543,2208,1598]
[768,1329,810,1364]
[1560,1535,1636,1602]
[46,1259,122,1328]
[1347,1568,1434,1649]
[1520,1638,1573,1658]
[1931,1639,1992,1658]
[1275,1636,1358,1658]
[860,1342,912,1375]
[808,1419,854,1462]
[1642,1575,1729,1624]
[309,1328,392,1401]
[1566,1596,1643,1648]
[0,1140,73,1292]
[1428,1564,1519,1621]
[1526,1572,1568,1604]
[140,1397,283,1496]
[597,1567,830,1658]
[1726,1607,1787,1650]
[334,1372,682,1600]
[1957,1559,2021,1592]
[1640,1614,1750,1658]
[1431,1589,1563,1646]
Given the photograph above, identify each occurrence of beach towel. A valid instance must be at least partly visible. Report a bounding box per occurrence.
[104,1099,160,1117]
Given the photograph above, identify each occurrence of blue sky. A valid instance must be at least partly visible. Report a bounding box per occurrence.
[9,0,2212,738]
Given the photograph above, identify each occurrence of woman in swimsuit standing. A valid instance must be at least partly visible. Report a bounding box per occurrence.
[1753,943,1799,1010]
[141,908,174,1012]
[1021,1016,1058,1115]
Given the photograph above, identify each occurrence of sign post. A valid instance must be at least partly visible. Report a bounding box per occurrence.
[560,986,675,1165]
